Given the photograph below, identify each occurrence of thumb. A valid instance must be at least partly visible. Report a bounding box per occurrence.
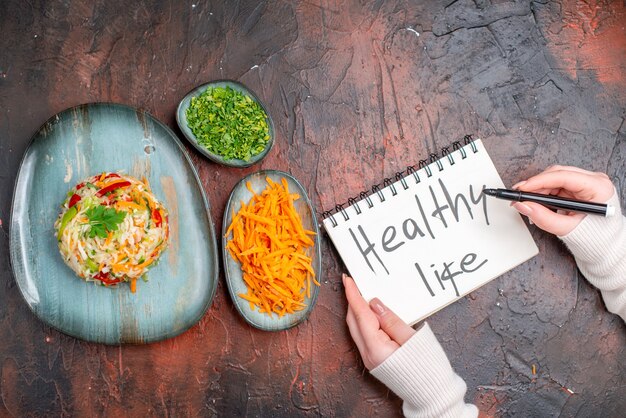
[512,202,584,236]
[369,298,415,345]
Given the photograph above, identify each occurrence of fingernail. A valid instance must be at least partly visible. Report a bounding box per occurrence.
[341,273,347,285]
[370,298,387,315]
[512,181,527,190]
[513,202,532,216]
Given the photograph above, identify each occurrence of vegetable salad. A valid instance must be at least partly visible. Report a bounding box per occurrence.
[54,172,169,292]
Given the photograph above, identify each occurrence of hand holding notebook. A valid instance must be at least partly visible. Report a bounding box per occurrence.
[323,138,538,325]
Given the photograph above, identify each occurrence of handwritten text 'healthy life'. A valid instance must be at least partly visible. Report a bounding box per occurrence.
[347,178,490,298]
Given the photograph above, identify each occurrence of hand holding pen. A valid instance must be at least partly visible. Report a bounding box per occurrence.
[491,166,616,236]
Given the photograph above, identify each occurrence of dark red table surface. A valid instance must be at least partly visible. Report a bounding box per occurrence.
[1,1,625,417]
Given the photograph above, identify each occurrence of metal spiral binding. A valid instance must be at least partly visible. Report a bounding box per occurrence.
[321,135,478,227]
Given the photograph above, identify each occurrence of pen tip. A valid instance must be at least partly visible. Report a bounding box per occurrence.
[483,188,497,196]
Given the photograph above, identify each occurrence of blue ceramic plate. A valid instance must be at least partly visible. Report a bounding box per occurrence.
[222,170,322,331]
[9,103,219,344]
[175,80,275,168]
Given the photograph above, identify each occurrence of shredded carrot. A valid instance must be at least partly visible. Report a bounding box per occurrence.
[115,200,146,211]
[104,232,113,247]
[135,257,153,269]
[111,263,130,274]
[225,177,318,317]
[99,179,130,189]
[142,176,151,191]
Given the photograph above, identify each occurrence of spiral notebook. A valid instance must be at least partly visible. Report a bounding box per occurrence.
[322,137,538,325]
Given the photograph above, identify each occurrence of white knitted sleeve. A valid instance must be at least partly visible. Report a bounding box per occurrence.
[559,191,626,321]
[370,323,478,418]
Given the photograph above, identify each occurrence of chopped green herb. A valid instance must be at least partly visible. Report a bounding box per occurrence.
[85,205,126,239]
[186,86,270,161]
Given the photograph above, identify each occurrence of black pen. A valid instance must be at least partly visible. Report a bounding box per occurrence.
[483,188,615,217]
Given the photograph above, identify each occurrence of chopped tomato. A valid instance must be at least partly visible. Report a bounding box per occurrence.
[94,271,123,285]
[96,181,131,197]
[152,209,162,227]
[68,194,81,208]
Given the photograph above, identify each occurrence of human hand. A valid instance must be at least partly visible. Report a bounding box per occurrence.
[343,274,418,370]
[512,165,615,236]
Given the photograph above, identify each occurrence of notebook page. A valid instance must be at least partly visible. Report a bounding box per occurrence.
[323,139,538,325]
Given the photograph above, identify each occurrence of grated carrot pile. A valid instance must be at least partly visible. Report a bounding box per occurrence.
[225,177,319,317]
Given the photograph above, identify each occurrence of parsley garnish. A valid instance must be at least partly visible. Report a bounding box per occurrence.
[85,206,126,239]
[186,86,270,161]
